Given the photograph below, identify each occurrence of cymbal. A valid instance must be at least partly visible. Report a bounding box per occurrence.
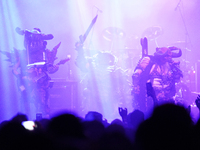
[171,41,191,51]
[142,26,163,40]
[115,48,139,51]
[102,27,125,41]
[171,41,188,47]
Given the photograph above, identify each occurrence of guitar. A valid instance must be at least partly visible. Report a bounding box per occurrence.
[18,57,71,91]
[75,15,98,50]
[36,57,71,80]
[46,56,71,74]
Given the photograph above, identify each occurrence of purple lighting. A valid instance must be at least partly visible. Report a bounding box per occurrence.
[0,0,200,123]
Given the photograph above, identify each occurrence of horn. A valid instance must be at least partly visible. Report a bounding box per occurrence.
[171,50,182,58]
[52,42,61,51]
[172,49,182,58]
[168,46,182,58]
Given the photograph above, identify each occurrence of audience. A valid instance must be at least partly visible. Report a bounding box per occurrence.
[0,98,200,150]
[134,104,193,150]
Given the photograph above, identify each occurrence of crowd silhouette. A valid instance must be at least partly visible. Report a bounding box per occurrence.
[0,96,200,150]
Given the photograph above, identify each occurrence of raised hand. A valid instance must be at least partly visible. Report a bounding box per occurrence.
[119,107,127,117]
[118,107,128,123]
[195,95,200,110]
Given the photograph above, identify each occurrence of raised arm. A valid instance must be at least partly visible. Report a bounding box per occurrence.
[132,56,151,94]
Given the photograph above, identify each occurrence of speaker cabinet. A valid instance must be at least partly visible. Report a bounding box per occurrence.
[49,80,78,114]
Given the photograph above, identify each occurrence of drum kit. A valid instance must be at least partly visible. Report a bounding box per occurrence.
[85,25,196,105]
[101,26,141,69]
[100,26,165,76]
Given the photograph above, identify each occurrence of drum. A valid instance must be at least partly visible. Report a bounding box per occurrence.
[93,51,118,68]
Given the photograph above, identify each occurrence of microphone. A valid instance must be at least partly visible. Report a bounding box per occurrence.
[94,5,103,13]
[175,0,181,11]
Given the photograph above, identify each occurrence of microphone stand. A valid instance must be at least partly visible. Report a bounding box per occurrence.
[175,0,195,91]
[176,0,193,60]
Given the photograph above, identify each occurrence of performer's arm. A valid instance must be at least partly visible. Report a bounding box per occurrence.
[118,107,128,124]
[75,43,88,72]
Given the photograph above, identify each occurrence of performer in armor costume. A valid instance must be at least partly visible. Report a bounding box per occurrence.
[1,27,66,118]
[132,46,183,113]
